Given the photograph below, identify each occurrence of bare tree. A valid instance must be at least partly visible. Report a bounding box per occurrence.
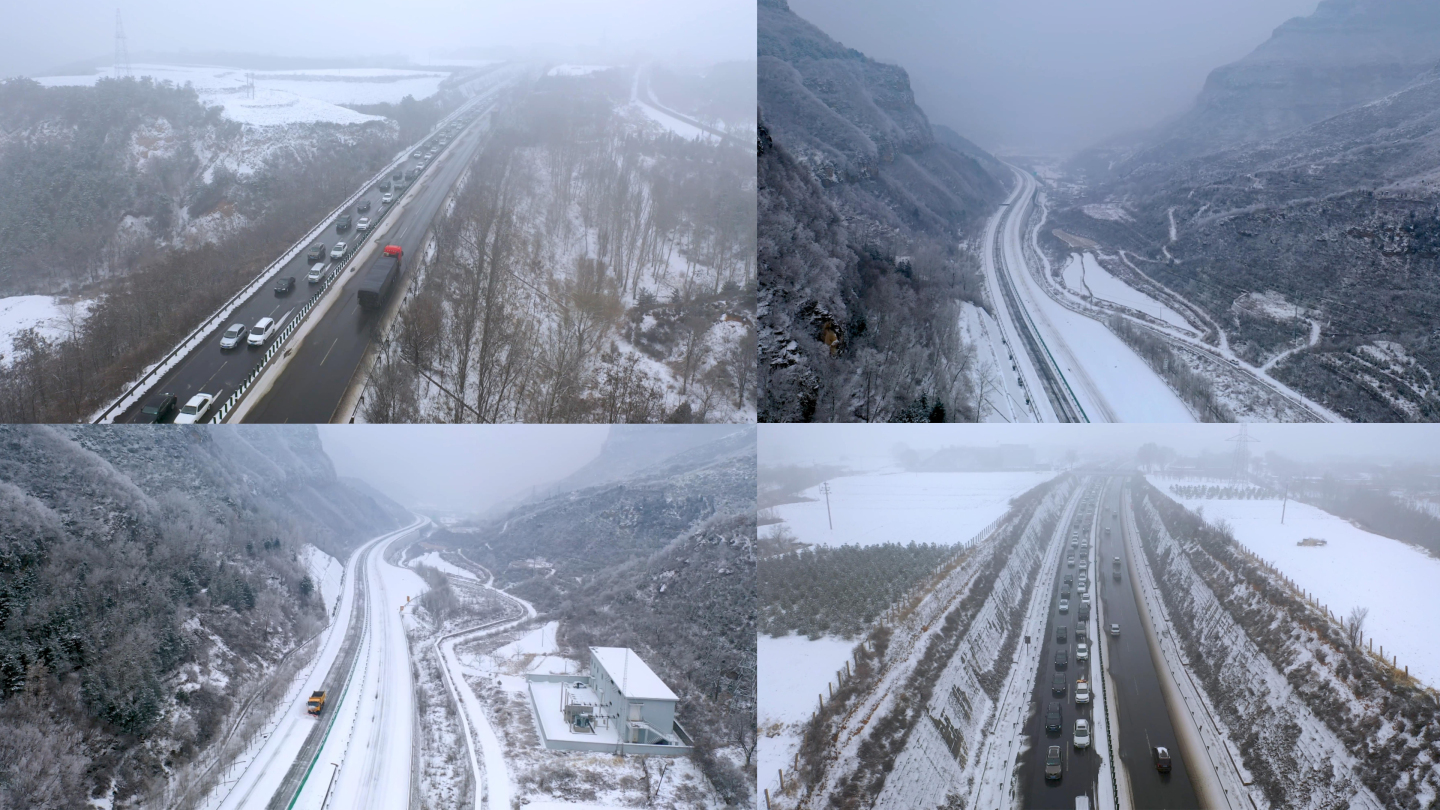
[1346,606,1368,648]
[639,756,672,806]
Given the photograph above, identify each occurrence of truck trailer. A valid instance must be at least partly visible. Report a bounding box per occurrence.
[358,245,403,311]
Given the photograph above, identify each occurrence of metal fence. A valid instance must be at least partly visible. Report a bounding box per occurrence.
[91,94,491,424]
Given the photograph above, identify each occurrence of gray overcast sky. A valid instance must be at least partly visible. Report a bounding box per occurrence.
[4,0,755,80]
[788,0,1318,155]
[319,425,608,514]
[759,425,1440,469]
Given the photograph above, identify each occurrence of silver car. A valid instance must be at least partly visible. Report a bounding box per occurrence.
[219,323,245,350]
[330,242,347,260]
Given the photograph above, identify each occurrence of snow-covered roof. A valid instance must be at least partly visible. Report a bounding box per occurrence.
[590,647,678,702]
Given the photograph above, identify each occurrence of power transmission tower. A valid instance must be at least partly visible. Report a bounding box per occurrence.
[114,9,132,78]
[820,482,834,531]
[1226,423,1259,483]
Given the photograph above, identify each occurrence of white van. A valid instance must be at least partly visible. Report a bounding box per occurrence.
[1076,797,1091,810]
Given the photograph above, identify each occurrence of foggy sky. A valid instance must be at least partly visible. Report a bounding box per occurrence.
[3,0,755,80]
[788,0,1319,155]
[319,425,608,514]
[759,425,1440,469]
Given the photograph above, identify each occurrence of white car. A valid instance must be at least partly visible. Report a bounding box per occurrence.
[1059,599,1069,614]
[1074,719,1091,749]
[381,192,393,205]
[1075,679,1091,704]
[1082,593,1091,606]
[307,263,328,284]
[174,393,214,424]
[248,317,276,346]
[1076,642,1089,661]
[330,242,347,260]
[219,323,246,349]
[1110,623,1120,636]
[412,150,422,158]
[356,217,370,232]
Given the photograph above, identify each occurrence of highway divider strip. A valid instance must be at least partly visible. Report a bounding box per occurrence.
[92,88,498,424]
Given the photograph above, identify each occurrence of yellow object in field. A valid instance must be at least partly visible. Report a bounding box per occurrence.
[307,690,326,715]
[407,595,410,602]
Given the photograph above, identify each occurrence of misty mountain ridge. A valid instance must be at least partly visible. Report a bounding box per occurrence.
[1087,0,1440,176]
[1044,0,1440,421]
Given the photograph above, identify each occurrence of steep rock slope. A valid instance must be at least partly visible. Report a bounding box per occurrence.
[758,0,1006,422]
[758,0,1004,236]
[0,425,402,809]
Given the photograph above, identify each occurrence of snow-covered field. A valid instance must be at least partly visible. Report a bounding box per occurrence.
[1153,478,1440,690]
[758,635,858,800]
[772,471,1055,548]
[410,550,480,581]
[0,295,92,361]
[1059,253,1191,330]
[548,64,611,77]
[39,64,451,126]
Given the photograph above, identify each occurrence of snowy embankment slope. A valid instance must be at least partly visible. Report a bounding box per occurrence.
[299,544,343,612]
[38,64,450,127]
[958,301,1038,424]
[757,635,858,798]
[772,471,1057,548]
[0,296,92,361]
[1152,476,1440,690]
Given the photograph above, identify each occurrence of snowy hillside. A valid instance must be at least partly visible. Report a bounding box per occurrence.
[0,295,92,362]
[39,63,450,127]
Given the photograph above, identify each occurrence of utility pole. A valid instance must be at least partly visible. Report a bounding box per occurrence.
[1280,479,1289,524]
[820,482,834,530]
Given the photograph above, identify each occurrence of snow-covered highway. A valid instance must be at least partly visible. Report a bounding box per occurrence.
[197,515,423,807]
[981,168,1195,422]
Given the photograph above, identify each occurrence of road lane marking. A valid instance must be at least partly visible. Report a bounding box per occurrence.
[204,361,229,388]
[320,338,339,367]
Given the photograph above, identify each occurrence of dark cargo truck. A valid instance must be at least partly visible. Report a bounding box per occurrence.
[358,245,403,311]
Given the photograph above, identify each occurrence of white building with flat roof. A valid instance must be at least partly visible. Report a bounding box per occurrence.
[525,645,692,754]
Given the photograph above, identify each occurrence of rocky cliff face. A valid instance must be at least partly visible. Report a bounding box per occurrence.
[758,0,1006,422]
[758,0,1004,237]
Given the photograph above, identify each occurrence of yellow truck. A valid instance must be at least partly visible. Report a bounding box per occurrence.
[307,690,326,715]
